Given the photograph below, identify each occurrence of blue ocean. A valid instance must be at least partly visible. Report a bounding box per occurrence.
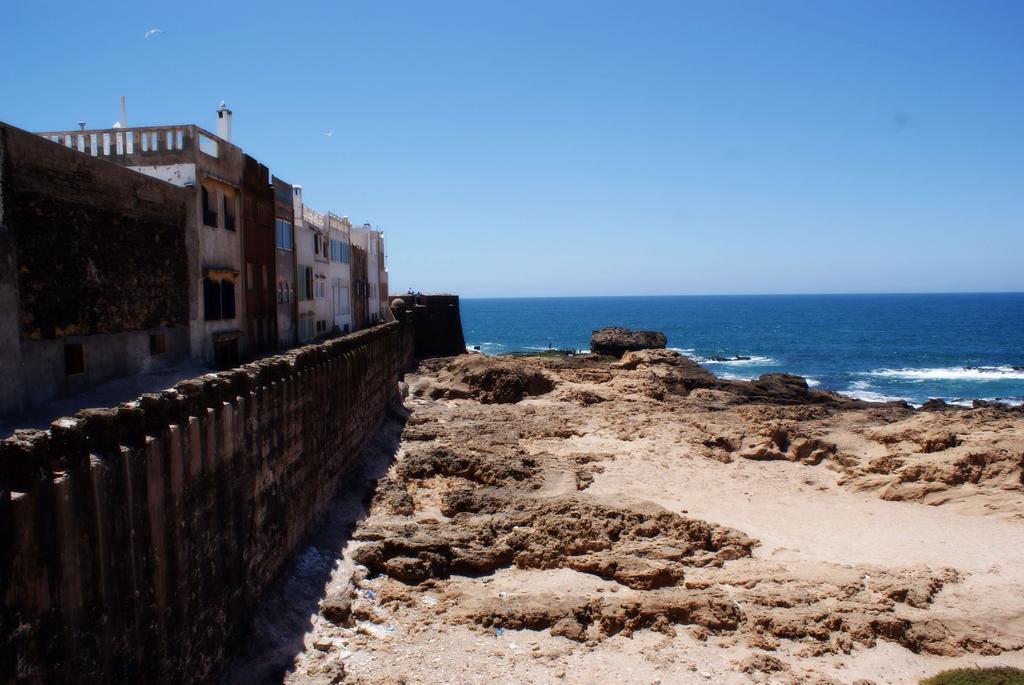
[461,294,1024,407]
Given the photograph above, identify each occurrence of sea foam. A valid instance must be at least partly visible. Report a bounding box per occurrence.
[667,347,697,355]
[698,355,777,366]
[864,366,1024,381]
[840,380,906,404]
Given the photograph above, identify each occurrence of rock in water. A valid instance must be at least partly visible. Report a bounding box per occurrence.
[590,327,667,357]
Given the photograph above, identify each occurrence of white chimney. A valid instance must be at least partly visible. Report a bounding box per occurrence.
[292,185,304,225]
[216,101,232,142]
[119,95,127,128]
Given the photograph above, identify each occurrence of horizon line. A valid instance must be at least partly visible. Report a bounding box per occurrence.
[454,290,1024,300]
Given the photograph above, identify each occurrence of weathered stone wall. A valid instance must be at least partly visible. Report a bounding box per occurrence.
[0,122,194,417]
[0,322,409,684]
[0,123,190,340]
[391,294,467,358]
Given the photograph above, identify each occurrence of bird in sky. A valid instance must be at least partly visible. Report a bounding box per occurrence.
[144,28,164,38]
[323,129,335,137]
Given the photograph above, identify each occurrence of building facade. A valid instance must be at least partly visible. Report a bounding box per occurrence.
[272,176,297,348]
[0,122,193,417]
[351,223,386,324]
[26,104,394,383]
[302,206,331,338]
[326,213,352,334]
[350,244,369,331]
[36,114,247,366]
[242,155,277,355]
[293,187,317,344]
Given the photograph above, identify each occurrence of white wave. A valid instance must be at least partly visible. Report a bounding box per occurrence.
[467,341,507,355]
[699,355,777,366]
[805,377,821,387]
[717,371,756,381]
[841,389,906,403]
[864,366,1024,381]
[948,397,1024,407]
[667,347,696,355]
[839,380,905,404]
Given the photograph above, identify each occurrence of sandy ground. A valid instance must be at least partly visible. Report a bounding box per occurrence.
[229,351,1024,685]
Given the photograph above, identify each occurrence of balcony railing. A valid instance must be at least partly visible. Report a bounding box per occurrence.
[36,126,191,159]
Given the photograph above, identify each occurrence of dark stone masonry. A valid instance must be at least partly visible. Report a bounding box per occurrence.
[1,123,190,340]
[0,122,194,418]
[0,321,419,683]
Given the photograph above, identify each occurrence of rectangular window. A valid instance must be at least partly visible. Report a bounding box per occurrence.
[204,278,222,320]
[64,344,85,376]
[223,195,236,231]
[340,286,350,315]
[202,187,218,227]
[199,133,219,158]
[166,130,174,150]
[222,280,236,319]
[275,219,293,250]
[297,266,314,301]
[262,265,269,291]
[149,333,167,355]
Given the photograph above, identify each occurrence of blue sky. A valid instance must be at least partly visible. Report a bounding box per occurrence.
[2,1,1022,297]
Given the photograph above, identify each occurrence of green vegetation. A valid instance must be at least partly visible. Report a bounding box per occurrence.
[920,667,1024,685]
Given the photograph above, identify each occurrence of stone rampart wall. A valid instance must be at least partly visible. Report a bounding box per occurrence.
[1,322,407,683]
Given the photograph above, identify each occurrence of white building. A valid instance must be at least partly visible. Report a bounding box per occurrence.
[293,186,317,343]
[326,213,353,333]
[350,223,386,324]
[36,107,247,366]
[302,205,331,337]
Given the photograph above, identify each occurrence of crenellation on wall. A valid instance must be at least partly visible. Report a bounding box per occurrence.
[1,321,409,683]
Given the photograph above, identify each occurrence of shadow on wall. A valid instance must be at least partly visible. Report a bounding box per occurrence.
[0,322,407,684]
[221,405,409,684]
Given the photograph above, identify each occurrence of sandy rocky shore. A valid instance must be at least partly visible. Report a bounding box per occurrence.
[230,345,1024,685]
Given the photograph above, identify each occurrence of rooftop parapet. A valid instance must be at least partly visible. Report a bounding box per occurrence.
[35,124,232,161]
